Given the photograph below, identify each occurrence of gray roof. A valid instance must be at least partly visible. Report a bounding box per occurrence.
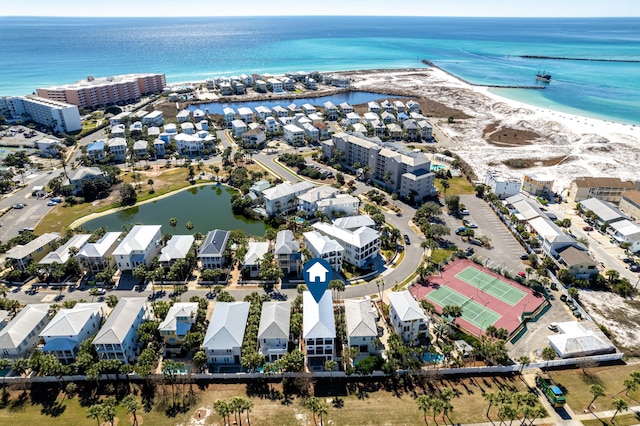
[6,233,61,260]
[158,302,198,333]
[67,167,103,182]
[333,215,376,230]
[274,230,299,255]
[77,232,121,258]
[40,233,91,265]
[199,229,230,258]
[258,301,291,340]
[93,298,146,345]
[243,241,270,266]
[40,303,103,338]
[159,235,194,263]
[388,291,426,322]
[303,291,336,339]
[203,302,250,349]
[0,304,50,350]
[579,198,628,223]
[345,299,378,338]
[113,225,161,256]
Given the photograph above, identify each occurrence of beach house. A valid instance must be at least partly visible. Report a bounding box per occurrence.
[388,291,428,344]
[311,222,380,268]
[76,232,121,274]
[303,231,344,273]
[258,301,291,362]
[93,297,147,363]
[203,302,250,366]
[274,230,303,278]
[303,290,336,370]
[159,302,199,354]
[345,298,380,356]
[199,229,230,270]
[158,235,195,268]
[6,233,61,270]
[242,241,270,279]
[40,303,104,364]
[0,304,51,358]
[113,225,162,271]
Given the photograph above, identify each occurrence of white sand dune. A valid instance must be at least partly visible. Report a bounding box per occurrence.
[347,67,639,195]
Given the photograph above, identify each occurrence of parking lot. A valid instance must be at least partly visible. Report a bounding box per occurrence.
[443,195,527,276]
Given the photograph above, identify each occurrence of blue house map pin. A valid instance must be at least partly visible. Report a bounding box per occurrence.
[303,258,332,303]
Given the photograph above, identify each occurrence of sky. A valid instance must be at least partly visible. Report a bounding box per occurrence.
[2,0,639,17]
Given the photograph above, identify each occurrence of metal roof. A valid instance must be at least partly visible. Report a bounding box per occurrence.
[258,301,291,340]
[93,298,146,345]
[303,291,336,340]
[203,302,250,350]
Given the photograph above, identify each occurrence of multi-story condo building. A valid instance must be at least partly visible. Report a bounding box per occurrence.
[0,96,81,133]
[323,132,437,203]
[485,170,522,199]
[36,73,166,109]
[311,222,380,268]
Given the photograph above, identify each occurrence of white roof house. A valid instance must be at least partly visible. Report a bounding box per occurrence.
[303,230,345,272]
[579,198,628,224]
[159,302,199,348]
[40,303,104,363]
[76,232,121,273]
[262,181,315,216]
[258,301,291,361]
[506,194,545,222]
[203,302,250,364]
[311,222,380,268]
[0,304,51,358]
[243,242,270,267]
[345,299,378,340]
[6,233,61,270]
[159,235,195,265]
[333,215,376,231]
[39,233,91,265]
[547,321,616,358]
[113,225,162,271]
[303,290,335,340]
[388,291,428,343]
[93,297,147,363]
[388,291,426,323]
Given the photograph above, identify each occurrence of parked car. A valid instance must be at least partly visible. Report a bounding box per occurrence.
[459,209,470,216]
[463,219,478,228]
[51,197,62,203]
[455,227,470,235]
[469,238,483,246]
[13,203,24,209]
[582,226,594,232]
[630,264,640,272]
[47,201,57,206]
[403,234,410,245]
[520,253,530,260]
[548,323,559,332]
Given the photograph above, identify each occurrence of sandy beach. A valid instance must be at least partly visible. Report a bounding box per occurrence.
[342,66,639,195]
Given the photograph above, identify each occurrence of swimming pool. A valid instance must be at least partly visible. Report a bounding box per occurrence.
[423,352,444,363]
[430,164,446,172]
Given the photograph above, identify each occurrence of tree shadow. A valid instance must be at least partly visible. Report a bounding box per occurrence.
[40,401,66,417]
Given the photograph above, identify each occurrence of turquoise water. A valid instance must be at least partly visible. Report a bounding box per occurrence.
[1,16,639,123]
[82,184,267,236]
[423,353,444,363]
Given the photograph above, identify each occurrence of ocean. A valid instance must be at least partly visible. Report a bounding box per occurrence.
[1,16,639,124]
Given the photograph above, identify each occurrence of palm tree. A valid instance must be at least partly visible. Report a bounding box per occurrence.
[87,404,103,426]
[416,394,431,424]
[213,399,231,425]
[89,287,99,301]
[147,179,154,192]
[517,355,531,374]
[541,346,556,372]
[588,384,606,411]
[241,399,253,425]
[316,399,328,425]
[611,398,628,423]
[605,269,620,283]
[230,396,245,426]
[440,179,450,195]
[169,217,178,228]
[121,394,139,425]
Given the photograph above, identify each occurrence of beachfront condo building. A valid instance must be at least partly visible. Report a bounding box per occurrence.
[0,95,81,133]
[36,73,166,109]
[322,132,437,203]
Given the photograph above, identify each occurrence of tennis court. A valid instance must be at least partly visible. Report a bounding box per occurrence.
[426,285,501,331]
[456,267,526,306]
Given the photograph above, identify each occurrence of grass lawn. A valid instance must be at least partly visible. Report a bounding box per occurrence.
[582,413,640,426]
[435,177,475,195]
[551,364,640,413]
[36,167,192,234]
[0,375,530,426]
[431,248,456,265]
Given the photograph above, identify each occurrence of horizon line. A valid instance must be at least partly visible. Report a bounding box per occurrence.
[1,14,638,19]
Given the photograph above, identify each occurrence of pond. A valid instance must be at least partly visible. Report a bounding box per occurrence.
[82,184,267,236]
[188,91,407,115]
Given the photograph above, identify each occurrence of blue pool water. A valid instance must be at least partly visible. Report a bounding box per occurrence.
[424,353,444,363]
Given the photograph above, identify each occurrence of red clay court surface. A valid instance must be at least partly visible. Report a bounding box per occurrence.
[411,258,545,336]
